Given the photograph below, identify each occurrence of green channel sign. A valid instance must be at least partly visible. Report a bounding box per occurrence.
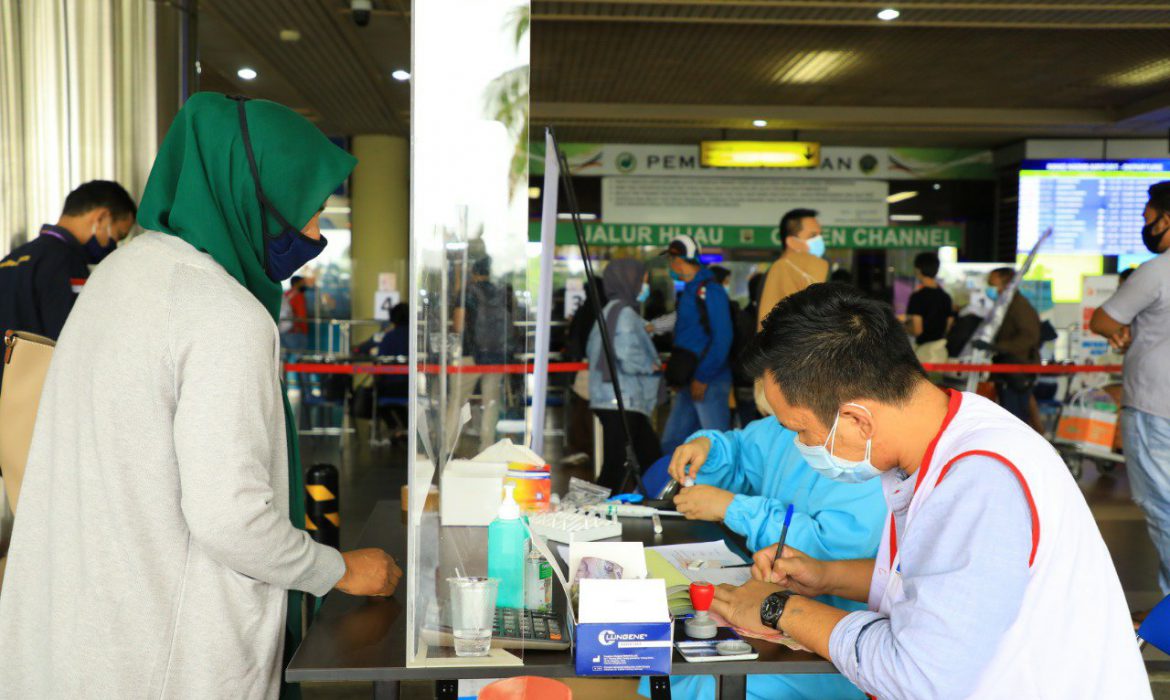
[528,222,963,250]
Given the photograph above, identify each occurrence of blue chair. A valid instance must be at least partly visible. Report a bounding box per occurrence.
[1137,595,1170,653]
[641,454,673,499]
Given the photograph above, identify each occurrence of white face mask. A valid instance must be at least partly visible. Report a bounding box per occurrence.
[636,282,650,303]
[793,403,881,483]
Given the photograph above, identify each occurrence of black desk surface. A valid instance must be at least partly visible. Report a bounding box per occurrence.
[287,500,835,682]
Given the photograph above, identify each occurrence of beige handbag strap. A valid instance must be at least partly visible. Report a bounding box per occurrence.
[0,330,56,512]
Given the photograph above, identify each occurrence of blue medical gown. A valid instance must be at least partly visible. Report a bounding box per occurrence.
[638,418,888,700]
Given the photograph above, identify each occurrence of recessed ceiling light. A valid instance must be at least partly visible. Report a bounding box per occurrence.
[877,8,900,21]
[772,51,857,85]
[886,191,918,204]
[391,69,411,81]
[237,67,258,81]
[1106,58,1170,87]
[280,29,301,42]
[752,119,768,128]
[890,214,923,222]
[528,186,541,199]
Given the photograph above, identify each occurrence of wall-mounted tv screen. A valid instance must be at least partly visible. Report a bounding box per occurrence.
[1017,159,1170,255]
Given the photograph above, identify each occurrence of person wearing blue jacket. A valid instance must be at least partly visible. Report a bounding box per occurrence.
[588,259,664,491]
[660,234,734,454]
[639,417,887,700]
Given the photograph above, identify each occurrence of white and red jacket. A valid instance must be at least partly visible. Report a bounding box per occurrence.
[869,390,1149,698]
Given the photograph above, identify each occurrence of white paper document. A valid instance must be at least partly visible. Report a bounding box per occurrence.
[646,540,749,571]
[689,566,753,587]
[578,578,670,624]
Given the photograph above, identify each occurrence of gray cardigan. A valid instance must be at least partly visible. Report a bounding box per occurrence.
[0,233,345,698]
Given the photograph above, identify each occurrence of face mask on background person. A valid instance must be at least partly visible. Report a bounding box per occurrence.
[1141,215,1169,254]
[793,403,881,483]
[669,268,681,282]
[636,282,650,303]
[987,286,1000,301]
[805,234,826,258]
[85,222,117,264]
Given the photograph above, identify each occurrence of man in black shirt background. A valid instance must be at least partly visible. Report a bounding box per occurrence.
[0,181,136,392]
[902,251,953,367]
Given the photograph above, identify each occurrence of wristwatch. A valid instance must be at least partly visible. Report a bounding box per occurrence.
[759,591,792,631]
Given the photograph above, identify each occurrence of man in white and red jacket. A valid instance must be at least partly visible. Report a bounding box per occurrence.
[714,282,1149,699]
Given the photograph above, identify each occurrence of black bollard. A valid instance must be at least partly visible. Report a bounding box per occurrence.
[305,463,340,549]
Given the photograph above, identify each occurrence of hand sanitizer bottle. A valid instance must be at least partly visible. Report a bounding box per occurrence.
[487,483,528,609]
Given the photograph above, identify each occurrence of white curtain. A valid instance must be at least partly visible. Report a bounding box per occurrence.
[0,0,156,255]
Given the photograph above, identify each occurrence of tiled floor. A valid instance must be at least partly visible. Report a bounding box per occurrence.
[300,421,1170,699]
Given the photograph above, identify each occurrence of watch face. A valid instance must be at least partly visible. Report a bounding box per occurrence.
[760,593,784,628]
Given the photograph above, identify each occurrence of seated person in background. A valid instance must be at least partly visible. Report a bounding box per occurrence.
[588,259,663,491]
[712,283,1148,700]
[638,416,887,700]
[374,302,410,438]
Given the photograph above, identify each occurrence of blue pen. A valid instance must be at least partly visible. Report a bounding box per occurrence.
[773,504,795,569]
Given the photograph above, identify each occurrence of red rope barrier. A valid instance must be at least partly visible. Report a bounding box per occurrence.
[921,363,1121,374]
[284,360,1120,376]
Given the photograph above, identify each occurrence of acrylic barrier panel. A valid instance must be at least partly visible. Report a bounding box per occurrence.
[407,0,533,668]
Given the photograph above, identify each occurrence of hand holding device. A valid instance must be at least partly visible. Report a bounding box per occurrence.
[668,436,712,483]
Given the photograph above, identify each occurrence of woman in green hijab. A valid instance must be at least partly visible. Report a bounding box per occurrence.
[0,93,400,699]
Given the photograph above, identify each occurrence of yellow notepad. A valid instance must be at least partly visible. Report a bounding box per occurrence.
[645,550,695,616]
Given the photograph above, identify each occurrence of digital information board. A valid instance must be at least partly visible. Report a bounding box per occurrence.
[1017,160,1170,255]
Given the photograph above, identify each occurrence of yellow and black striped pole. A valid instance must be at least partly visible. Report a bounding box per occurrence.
[305,463,340,549]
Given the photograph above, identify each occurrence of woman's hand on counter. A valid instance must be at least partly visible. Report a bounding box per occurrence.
[336,548,402,597]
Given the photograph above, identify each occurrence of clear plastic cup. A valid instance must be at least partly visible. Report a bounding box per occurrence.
[447,577,499,657]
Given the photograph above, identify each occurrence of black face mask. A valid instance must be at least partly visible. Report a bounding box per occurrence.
[1141,216,1168,255]
[232,96,327,282]
[84,230,117,264]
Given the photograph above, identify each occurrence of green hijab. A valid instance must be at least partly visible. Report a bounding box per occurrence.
[139,92,355,318]
[138,92,356,696]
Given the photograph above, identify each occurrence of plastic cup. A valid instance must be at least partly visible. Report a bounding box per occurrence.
[447,577,499,657]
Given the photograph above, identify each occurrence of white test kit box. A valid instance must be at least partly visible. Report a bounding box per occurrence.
[439,459,506,526]
[575,578,673,677]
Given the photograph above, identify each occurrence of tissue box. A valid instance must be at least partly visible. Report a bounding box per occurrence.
[474,439,552,512]
[575,579,673,676]
[439,460,506,526]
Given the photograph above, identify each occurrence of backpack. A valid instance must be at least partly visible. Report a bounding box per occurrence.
[468,280,509,356]
[0,330,55,511]
[664,281,723,388]
[730,299,757,387]
[945,314,983,358]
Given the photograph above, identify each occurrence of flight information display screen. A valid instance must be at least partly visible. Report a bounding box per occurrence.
[1017,159,1170,255]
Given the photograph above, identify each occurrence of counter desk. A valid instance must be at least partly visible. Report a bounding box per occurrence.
[287,499,835,700]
